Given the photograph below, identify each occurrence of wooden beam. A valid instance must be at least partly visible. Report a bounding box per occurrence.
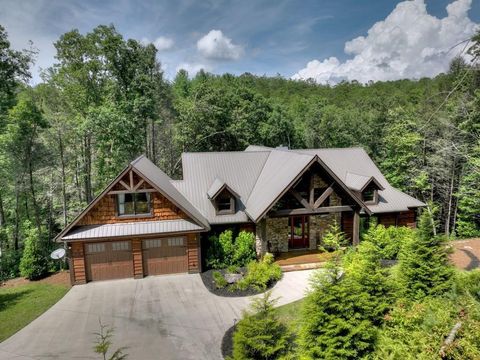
[119,180,131,191]
[133,179,145,191]
[353,209,360,246]
[309,175,315,207]
[290,189,312,210]
[108,188,157,195]
[313,186,333,209]
[129,170,134,189]
[269,205,352,217]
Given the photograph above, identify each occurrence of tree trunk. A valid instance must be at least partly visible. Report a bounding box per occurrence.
[445,163,455,237]
[83,135,92,203]
[28,148,41,231]
[0,191,5,229]
[59,134,68,227]
[14,183,20,250]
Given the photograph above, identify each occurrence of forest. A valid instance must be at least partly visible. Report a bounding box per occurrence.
[0,23,479,279]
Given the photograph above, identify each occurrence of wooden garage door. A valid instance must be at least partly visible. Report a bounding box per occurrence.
[142,237,187,276]
[85,241,134,281]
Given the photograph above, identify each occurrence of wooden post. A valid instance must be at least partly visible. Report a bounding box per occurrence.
[353,209,360,246]
[132,239,144,279]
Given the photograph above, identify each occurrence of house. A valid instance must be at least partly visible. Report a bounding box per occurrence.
[56,146,425,284]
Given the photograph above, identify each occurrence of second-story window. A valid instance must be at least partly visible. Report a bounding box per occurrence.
[117,192,151,216]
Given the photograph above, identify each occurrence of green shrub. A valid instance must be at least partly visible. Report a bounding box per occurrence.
[0,248,21,281]
[232,231,256,267]
[206,230,256,269]
[299,264,377,359]
[19,222,50,280]
[206,230,235,269]
[321,221,347,252]
[372,295,480,360]
[362,223,414,260]
[226,264,240,274]
[236,253,282,291]
[231,291,290,360]
[212,271,228,289]
[398,209,454,300]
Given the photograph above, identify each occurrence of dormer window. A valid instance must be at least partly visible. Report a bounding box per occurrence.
[207,178,238,215]
[117,192,151,216]
[362,188,378,204]
[215,191,235,215]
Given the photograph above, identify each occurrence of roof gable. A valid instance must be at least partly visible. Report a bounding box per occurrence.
[56,155,209,241]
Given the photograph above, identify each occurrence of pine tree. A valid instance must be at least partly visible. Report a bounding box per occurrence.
[398,209,454,300]
[232,291,290,360]
[299,262,377,360]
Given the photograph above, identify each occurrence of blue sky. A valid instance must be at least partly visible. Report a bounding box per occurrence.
[0,0,479,83]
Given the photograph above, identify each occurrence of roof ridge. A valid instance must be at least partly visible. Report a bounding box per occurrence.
[183,150,272,155]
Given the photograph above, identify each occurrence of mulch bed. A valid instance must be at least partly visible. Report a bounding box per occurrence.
[200,268,280,297]
[450,238,480,271]
[0,271,71,288]
[221,324,236,359]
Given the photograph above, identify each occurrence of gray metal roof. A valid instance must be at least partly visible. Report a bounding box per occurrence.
[293,147,425,213]
[62,219,204,240]
[345,172,372,191]
[171,151,270,224]
[207,178,226,199]
[245,150,315,221]
[131,156,210,230]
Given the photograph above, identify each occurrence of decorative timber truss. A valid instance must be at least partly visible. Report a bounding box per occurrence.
[107,170,156,195]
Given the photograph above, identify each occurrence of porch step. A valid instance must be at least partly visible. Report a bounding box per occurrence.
[280,262,325,272]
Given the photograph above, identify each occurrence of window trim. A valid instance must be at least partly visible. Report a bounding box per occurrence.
[214,195,235,215]
[363,189,379,205]
[116,191,153,218]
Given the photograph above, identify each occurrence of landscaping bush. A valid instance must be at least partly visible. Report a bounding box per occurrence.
[206,230,234,269]
[235,253,281,291]
[0,247,21,281]
[19,222,50,280]
[362,223,414,260]
[320,220,347,252]
[206,230,256,269]
[232,231,256,267]
[213,270,228,289]
[398,209,454,300]
[231,291,290,360]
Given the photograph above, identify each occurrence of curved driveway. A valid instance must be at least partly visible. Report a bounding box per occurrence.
[0,270,314,360]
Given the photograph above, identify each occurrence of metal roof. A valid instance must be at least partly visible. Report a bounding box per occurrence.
[172,151,270,224]
[345,172,371,191]
[62,219,204,241]
[293,147,425,213]
[131,156,210,230]
[245,150,316,221]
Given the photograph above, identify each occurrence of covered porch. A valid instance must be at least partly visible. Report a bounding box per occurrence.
[274,249,339,271]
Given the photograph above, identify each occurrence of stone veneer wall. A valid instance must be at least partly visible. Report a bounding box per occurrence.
[265,217,289,253]
[258,174,344,253]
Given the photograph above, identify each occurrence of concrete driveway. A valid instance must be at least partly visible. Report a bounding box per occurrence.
[0,270,314,360]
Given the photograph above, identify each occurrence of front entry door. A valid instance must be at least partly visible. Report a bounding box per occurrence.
[289,216,309,249]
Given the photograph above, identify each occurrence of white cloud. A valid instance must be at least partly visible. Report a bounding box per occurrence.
[141,36,174,51]
[153,36,174,51]
[197,29,244,60]
[292,0,479,84]
[175,62,211,76]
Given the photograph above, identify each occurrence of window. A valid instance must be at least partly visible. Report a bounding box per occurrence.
[362,189,377,204]
[167,237,185,246]
[117,192,151,216]
[112,241,130,251]
[87,243,105,253]
[215,192,235,215]
[144,239,162,249]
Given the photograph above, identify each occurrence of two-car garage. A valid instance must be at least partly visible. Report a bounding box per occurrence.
[81,236,192,283]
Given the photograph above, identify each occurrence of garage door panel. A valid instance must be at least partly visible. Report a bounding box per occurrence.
[143,237,187,276]
[85,241,133,281]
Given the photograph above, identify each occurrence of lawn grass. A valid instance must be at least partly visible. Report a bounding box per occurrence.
[0,283,69,342]
[276,299,304,334]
